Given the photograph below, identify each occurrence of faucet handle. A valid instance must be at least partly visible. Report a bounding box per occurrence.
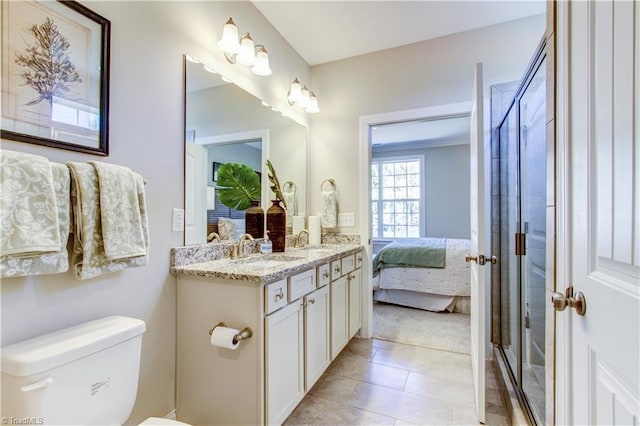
[229,244,239,259]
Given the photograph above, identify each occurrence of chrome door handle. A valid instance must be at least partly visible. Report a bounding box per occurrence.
[552,286,586,316]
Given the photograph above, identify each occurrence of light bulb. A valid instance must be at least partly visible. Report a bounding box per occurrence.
[305,92,320,113]
[288,78,302,104]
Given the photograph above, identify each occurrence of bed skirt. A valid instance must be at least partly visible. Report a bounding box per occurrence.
[373,289,471,314]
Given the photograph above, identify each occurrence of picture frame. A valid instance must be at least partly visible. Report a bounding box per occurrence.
[212,162,223,182]
[1,0,111,156]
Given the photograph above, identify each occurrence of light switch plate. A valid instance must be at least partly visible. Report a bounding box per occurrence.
[338,213,355,227]
[172,208,185,232]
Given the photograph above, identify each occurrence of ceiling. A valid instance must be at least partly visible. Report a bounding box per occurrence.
[371,115,471,147]
[252,1,546,66]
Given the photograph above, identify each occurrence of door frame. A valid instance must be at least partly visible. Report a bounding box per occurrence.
[358,101,472,338]
[555,1,570,424]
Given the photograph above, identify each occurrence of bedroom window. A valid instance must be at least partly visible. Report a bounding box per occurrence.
[371,157,422,239]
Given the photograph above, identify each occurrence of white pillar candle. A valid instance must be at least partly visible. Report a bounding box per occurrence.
[308,215,321,245]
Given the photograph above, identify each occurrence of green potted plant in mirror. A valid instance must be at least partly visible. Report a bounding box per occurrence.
[216,163,264,239]
[266,160,287,252]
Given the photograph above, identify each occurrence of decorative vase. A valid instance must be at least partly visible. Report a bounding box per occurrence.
[266,200,286,252]
[245,200,264,239]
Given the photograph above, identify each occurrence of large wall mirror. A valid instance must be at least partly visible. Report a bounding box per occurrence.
[184,56,307,245]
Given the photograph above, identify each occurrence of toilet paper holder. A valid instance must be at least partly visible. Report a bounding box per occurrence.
[208,322,253,345]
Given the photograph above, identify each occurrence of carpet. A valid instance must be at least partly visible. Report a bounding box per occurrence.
[372,302,471,354]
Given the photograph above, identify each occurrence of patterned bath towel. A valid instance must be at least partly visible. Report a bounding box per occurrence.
[0,150,61,257]
[67,162,149,280]
[90,161,147,260]
[1,162,71,278]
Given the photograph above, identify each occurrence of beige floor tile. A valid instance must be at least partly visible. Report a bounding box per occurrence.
[328,352,409,390]
[283,394,396,426]
[347,382,453,425]
[404,371,476,407]
[308,374,358,403]
[344,337,380,360]
[452,403,510,425]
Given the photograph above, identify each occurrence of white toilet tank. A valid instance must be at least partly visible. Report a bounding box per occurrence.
[1,316,146,425]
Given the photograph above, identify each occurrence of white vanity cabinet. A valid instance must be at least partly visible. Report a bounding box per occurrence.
[174,246,362,426]
[329,250,364,360]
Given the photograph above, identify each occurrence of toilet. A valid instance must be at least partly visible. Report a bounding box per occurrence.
[1,316,189,425]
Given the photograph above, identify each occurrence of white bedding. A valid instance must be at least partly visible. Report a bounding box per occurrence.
[373,238,470,296]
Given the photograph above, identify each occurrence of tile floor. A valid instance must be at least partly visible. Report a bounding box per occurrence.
[284,338,509,425]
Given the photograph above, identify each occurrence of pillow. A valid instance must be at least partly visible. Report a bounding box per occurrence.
[217,218,246,240]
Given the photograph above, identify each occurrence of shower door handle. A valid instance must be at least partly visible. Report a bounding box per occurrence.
[551,286,586,316]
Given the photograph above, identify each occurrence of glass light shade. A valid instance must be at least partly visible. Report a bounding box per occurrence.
[288,78,302,104]
[297,86,310,108]
[236,33,256,66]
[305,92,320,113]
[218,18,240,54]
[251,46,272,76]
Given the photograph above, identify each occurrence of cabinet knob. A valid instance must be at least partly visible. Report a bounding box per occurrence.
[334,266,341,273]
[308,298,315,304]
[322,270,329,279]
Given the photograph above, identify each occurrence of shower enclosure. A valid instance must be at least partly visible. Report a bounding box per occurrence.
[492,40,548,425]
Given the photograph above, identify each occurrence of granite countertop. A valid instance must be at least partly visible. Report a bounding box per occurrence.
[171,244,363,285]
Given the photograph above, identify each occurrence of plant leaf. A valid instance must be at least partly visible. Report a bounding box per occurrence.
[266,159,287,209]
[216,163,261,210]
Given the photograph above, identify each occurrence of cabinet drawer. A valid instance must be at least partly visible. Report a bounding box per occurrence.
[355,251,363,269]
[341,254,356,275]
[330,259,343,281]
[265,279,288,314]
[289,269,316,302]
[317,263,330,287]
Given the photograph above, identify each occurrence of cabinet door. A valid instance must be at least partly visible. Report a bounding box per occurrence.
[304,286,330,391]
[265,301,304,425]
[330,275,349,359]
[348,268,362,339]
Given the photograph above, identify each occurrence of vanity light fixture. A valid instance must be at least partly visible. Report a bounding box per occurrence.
[287,78,320,113]
[217,17,272,76]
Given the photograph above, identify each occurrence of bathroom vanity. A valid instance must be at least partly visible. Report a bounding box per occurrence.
[172,244,363,425]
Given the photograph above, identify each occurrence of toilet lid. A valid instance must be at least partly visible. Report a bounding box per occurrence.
[139,417,190,426]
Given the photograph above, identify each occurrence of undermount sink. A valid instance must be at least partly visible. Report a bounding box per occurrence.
[235,254,305,268]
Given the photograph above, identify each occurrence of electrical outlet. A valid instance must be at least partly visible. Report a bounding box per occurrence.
[338,213,355,227]
[172,208,185,232]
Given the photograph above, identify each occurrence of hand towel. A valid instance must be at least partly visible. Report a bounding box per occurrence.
[0,150,61,257]
[320,180,337,228]
[282,182,297,227]
[89,161,147,260]
[67,162,148,280]
[1,163,71,277]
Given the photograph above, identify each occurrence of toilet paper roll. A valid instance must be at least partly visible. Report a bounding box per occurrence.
[292,216,305,235]
[308,215,321,245]
[210,326,240,350]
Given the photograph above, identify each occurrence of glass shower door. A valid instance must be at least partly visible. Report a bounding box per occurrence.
[519,58,547,425]
[496,54,547,425]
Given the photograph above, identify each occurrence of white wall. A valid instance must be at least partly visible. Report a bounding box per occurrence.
[0,2,309,424]
[308,14,546,236]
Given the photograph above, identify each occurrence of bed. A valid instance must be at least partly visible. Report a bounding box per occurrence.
[372,238,471,313]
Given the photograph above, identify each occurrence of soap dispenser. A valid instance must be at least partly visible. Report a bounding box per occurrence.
[260,231,273,254]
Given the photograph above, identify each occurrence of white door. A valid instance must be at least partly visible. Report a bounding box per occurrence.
[469,62,486,423]
[558,1,639,423]
[185,142,207,245]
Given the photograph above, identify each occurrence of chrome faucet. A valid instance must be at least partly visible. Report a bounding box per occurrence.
[238,234,255,258]
[296,229,310,247]
[207,232,221,243]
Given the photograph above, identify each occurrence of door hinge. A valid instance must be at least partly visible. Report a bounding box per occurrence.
[515,232,526,256]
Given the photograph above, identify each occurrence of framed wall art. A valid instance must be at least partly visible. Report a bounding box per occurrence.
[1,0,110,156]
